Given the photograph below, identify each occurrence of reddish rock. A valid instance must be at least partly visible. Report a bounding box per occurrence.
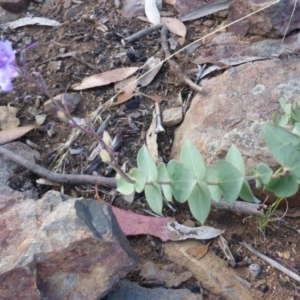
[0,191,138,299]
[227,0,300,38]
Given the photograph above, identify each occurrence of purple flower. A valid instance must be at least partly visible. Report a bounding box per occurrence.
[0,40,18,92]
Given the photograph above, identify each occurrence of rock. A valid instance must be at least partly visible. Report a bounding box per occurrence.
[0,142,40,186]
[0,0,28,13]
[165,241,254,300]
[162,107,183,126]
[171,57,300,204]
[0,191,138,299]
[107,279,203,300]
[139,261,193,288]
[227,0,300,38]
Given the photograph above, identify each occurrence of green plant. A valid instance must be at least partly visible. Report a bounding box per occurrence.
[113,100,300,225]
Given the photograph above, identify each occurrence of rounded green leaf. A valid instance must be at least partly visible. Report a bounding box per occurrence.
[278,143,300,181]
[265,175,298,197]
[291,108,300,123]
[239,180,260,203]
[292,123,300,136]
[216,160,244,203]
[225,145,245,176]
[137,145,158,181]
[117,176,134,195]
[205,166,222,202]
[180,139,206,181]
[167,160,197,203]
[130,168,147,193]
[145,183,163,215]
[263,122,300,164]
[188,182,211,224]
[157,163,172,202]
[256,163,273,185]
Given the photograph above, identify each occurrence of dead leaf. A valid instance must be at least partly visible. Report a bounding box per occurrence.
[145,0,161,25]
[108,202,224,241]
[162,17,186,44]
[146,110,158,163]
[2,17,61,29]
[186,242,211,260]
[110,75,138,107]
[0,105,19,130]
[43,93,81,114]
[180,0,232,22]
[138,91,163,103]
[0,125,38,145]
[72,67,140,90]
[138,57,163,86]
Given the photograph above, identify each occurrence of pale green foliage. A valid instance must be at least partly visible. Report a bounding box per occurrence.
[115,98,300,224]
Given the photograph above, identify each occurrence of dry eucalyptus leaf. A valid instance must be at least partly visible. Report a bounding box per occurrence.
[110,75,138,107]
[138,57,162,87]
[162,17,186,44]
[145,0,161,25]
[0,125,38,145]
[0,105,19,130]
[146,110,158,163]
[72,67,140,90]
[186,242,211,260]
[2,17,61,29]
[138,91,163,103]
[35,114,47,126]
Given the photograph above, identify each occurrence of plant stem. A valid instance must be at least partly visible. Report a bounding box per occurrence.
[111,162,136,184]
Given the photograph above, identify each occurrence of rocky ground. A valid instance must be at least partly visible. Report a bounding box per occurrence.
[0,0,300,299]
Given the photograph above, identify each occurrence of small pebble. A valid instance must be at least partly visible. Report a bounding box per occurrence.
[249,264,261,278]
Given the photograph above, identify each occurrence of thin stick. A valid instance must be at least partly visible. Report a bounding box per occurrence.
[241,241,300,282]
[124,24,163,42]
[161,25,203,94]
[281,0,298,45]
[212,200,265,216]
[0,146,116,187]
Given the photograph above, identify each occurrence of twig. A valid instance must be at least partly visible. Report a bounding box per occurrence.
[155,102,165,133]
[218,235,236,268]
[72,56,100,71]
[241,241,300,282]
[0,146,116,187]
[212,199,265,216]
[161,25,203,94]
[124,24,163,42]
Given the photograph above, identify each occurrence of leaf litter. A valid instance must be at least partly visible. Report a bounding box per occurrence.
[1,0,297,297]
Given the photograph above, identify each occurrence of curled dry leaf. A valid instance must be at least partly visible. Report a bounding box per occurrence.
[145,0,161,25]
[138,57,163,87]
[0,105,19,130]
[162,17,186,45]
[110,75,138,107]
[0,125,38,145]
[71,67,140,90]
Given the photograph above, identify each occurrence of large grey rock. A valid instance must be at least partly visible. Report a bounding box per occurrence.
[171,56,300,203]
[107,279,203,300]
[227,0,300,38]
[0,191,138,299]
